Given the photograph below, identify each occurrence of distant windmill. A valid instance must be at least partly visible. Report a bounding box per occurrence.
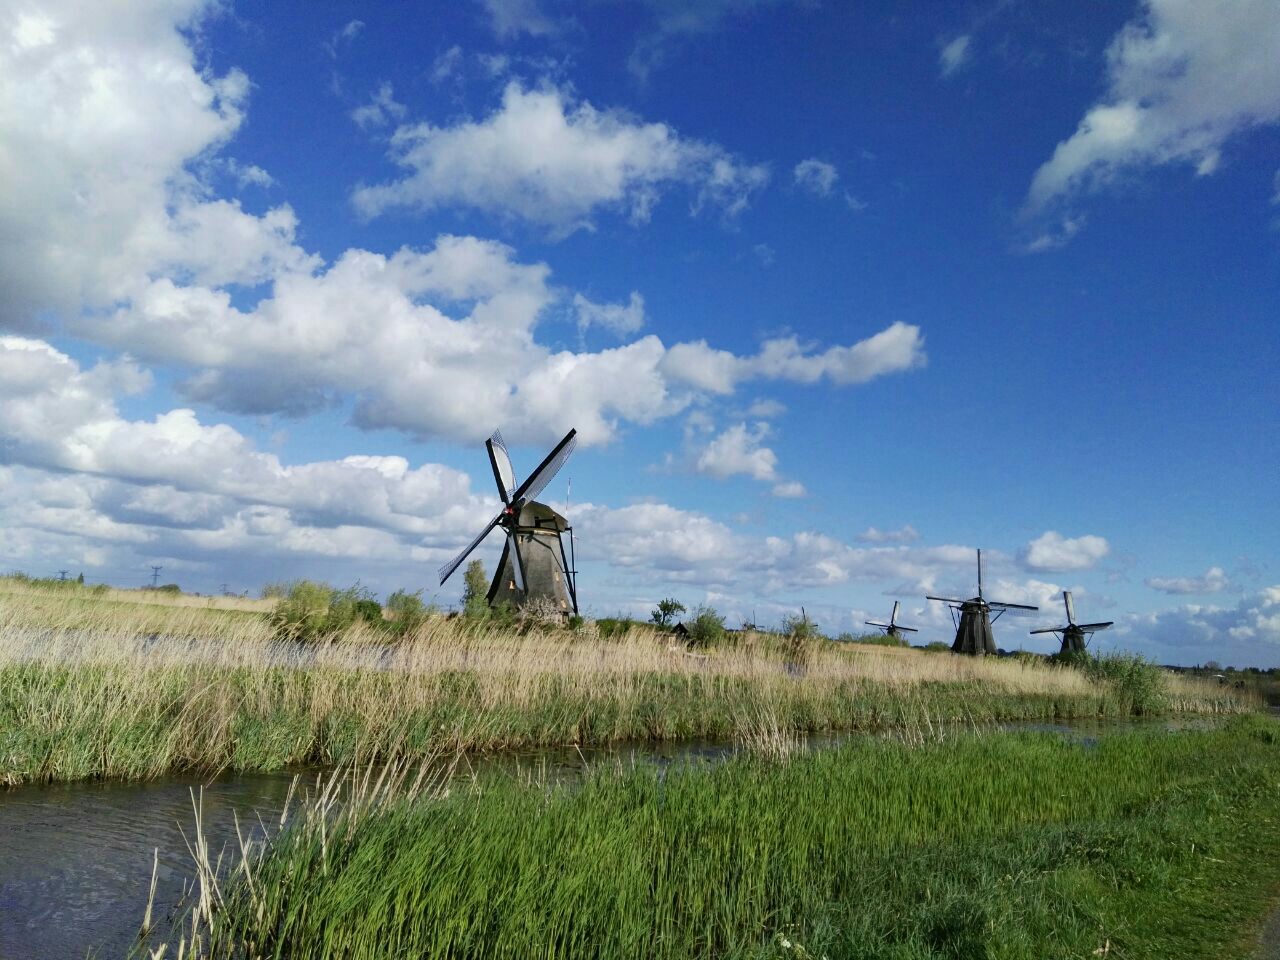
[438,428,579,616]
[1029,591,1112,655]
[926,549,1038,655]
[864,601,918,644]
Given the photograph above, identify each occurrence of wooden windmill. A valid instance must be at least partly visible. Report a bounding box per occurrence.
[864,601,918,644]
[926,549,1038,655]
[1029,591,1112,655]
[438,428,579,616]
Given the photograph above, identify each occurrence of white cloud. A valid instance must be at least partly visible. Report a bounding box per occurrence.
[351,82,770,235]
[752,243,775,267]
[744,398,785,419]
[326,19,365,58]
[857,525,920,544]
[573,291,646,336]
[696,422,778,481]
[352,82,407,129]
[1026,0,1280,212]
[1111,586,1280,667]
[477,0,557,39]
[1146,566,1230,595]
[794,158,838,197]
[771,480,806,499]
[1021,531,1110,572]
[661,321,926,393]
[0,0,317,328]
[431,45,464,84]
[938,34,972,77]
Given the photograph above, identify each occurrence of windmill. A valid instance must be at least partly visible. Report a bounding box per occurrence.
[926,549,1038,655]
[438,428,579,616]
[1029,591,1112,655]
[864,601,918,644]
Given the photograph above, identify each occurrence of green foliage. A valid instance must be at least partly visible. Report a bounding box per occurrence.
[462,559,489,616]
[1062,651,1169,716]
[270,581,383,641]
[595,616,643,639]
[923,641,952,653]
[180,719,1280,960]
[649,598,686,627]
[687,605,725,647]
[385,589,432,634]
[152,583,182,594]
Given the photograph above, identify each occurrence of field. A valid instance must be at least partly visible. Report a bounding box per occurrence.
[0,578,1250,786]
[151,716,1280,959]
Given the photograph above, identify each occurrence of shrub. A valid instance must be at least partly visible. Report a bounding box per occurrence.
[1072,651,1168,716]
[687,605,726,648]
[385,589,431,634]
[271,581,386,642]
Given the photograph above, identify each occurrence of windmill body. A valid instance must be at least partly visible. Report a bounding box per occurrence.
[487,501,575,613]
[926,550,1038,656]
[865,600,918,645]
[439,428,579,617]
[1030,591,1112,655]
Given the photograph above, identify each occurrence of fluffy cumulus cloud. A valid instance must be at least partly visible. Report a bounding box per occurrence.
[1112,587,1280,667]
[857,525,920,544]
[1145,566,1230,595]
[351,82,770,235]
[1026,0,1280,213]
[693,422,806,498]
[0,0,317,329]
[1021,531,1110,572]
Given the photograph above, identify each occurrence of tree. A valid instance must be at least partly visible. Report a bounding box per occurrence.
[650,598,686,628]
[463,559,489,615]
[687,605,725,647]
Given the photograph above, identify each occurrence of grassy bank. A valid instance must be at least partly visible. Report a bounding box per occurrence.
[152,716,1280,959]
[0,584,1252,785]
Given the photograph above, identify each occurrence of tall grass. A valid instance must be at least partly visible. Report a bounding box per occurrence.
[0,584,1254,785]
[150,717,1280,960]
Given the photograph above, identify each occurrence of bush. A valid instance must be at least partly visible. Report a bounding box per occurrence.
[687,605,726,648]
[385,589,431,634]
[1072,651,1168,716]
[271,581,385,641]
[923,641,952,653]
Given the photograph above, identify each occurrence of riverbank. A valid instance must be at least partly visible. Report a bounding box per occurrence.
[0,584,1253,785]
[149,715,1280,959]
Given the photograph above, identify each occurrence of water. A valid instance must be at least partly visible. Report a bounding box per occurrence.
[0,719,1209,959]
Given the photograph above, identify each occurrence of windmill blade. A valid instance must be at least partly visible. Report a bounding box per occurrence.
[438,512,503,585]
[1063,591,1077,626]
[511,428,577,505]
[1077,621,1114,632]
[988,600,1039,611]
[1029,626,1066,635]
[890,600,901,626]
[486,432,517,503]
[864,620,892,629]
[926,595,965,605]
[506,530,526,593]
[895,625,920,633]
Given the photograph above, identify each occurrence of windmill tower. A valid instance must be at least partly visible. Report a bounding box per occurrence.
[438,428,579,616]
[1029,591,1112,655]
[864,601,918,644]
[926,549,1038,655]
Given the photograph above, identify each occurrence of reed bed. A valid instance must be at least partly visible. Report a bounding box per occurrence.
[0,588,1252,785]
[150,716,1280,960]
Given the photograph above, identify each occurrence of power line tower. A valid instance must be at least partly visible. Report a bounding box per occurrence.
[150,565,163,588]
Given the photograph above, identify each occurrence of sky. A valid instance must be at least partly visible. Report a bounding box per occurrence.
[1,0,1278,666]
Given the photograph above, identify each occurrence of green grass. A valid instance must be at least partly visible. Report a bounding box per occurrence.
[159,716,1280,960]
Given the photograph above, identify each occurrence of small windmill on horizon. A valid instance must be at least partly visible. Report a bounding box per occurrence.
[1030,591,1113,655]
[926,549,1038,655]
[864,601,918,644]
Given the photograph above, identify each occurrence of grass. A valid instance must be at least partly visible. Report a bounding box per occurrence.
[0,577,1254,785]
[148,716,1280,959]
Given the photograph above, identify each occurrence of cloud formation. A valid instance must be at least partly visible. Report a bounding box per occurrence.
[794,159,839,197]
[1146,566,1230,595]
[1027,0,1280,213]
[1021,531,1110,572]
[352,83,770,235]
[938,35,972,77]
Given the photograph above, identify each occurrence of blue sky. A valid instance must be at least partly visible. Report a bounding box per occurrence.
[1,0,1277,665]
